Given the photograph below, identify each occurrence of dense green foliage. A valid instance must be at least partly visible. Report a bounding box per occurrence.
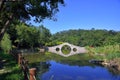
[37,25,52,47]
[7,22,51,49]
[0,33,12,53]
[51,29,120,47]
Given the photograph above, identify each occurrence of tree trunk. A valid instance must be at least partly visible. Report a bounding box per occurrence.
[0,14,13,41]
[0,0,4,11]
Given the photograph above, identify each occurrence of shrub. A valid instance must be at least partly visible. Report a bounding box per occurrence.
[0,33,12,53]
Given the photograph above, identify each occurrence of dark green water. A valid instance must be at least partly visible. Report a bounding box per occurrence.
[24,53,120,80]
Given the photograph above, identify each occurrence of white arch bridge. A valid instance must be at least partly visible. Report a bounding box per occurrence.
[47,43,87,57]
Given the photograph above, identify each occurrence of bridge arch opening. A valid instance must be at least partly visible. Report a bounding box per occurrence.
[56,48,60,52]
[61,45,71,55]
[73,48,77,52]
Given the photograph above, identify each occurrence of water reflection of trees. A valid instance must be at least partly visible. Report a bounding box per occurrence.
[56,60,94,67]
[29,62,51,79]
[38,62,51,74]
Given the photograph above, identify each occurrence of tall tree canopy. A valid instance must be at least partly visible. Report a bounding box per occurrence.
[0,0,64,41]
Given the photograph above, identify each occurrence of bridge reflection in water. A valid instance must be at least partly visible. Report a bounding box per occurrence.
[48,43,87,57]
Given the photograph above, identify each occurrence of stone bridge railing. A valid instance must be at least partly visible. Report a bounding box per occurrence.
[48,43,87,57]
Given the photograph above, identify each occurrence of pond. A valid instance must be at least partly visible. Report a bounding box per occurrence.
[24,53,120,80]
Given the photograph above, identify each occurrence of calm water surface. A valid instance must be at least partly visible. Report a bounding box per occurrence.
[24,54,120,80]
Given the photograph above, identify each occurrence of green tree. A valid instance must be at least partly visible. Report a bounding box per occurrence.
[0,33,12,53]
[38,25,52,47]
[0,0,64,41]
[15,23,51,48]
[15,23,28,48]
[7,21,20,46]
[15,23,39,48]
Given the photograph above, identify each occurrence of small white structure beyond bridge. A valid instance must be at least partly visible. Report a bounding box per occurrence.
[48,42,87,57]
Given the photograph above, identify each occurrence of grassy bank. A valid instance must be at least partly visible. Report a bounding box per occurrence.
[0,51,23,80]
[86,44,120,60]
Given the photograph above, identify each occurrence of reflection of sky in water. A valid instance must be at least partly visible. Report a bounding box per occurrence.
[39,60,120,80]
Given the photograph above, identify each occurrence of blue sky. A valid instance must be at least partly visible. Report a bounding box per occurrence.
[31,0,120,34]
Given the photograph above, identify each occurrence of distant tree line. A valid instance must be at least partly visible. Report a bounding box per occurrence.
[51,29,120,47]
